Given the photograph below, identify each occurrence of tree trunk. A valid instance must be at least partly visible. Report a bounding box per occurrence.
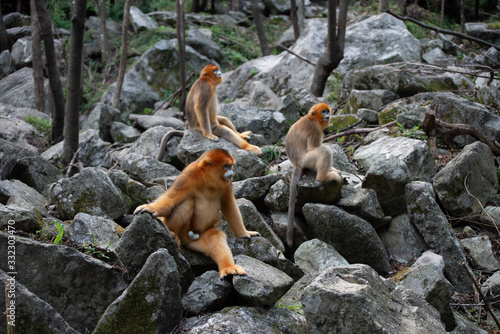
[112,0,131,109]
[379,0,389,12]
[310,0,350,97]
[290,0,300,40]
[399,0,407,15]
[96,0,110,66]
[440,0,445,26]
[298,0,305,33]
[35,0,65,143]
[177,0,186,112]
[0,0,11,53]
[250,0,270,56]
[30,0,45,114]
[62,0,87,165]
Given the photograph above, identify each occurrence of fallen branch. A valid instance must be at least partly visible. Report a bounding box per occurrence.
[65,148,82,178]
[323,120,397,143]
[464,173,500,235]
[384,10,500,51]
[462,261,500,329]
[277,44,317,67]
[422,108,500,156]
[155,71,195,112]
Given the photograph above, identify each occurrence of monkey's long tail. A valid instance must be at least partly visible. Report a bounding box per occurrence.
[286,167,303,249]
[156,130,185,161]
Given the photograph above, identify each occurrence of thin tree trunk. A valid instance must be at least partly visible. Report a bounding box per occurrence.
[250,0,270,56]
[0,0,11,53]
[62,0,87,165]
[460,0,465,33]
[177,0,186,112]
[231,0,237,11]
[310,0,350,97]
[112,0,131,109]
[30,0,45,113]
[290,0,300,40]
[298,0,305,33]
[35,0,65,143]
[379,0,389,12]
[440,0,445,26]
[96,0,110,66]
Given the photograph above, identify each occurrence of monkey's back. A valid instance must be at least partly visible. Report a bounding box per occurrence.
[285,116,318,165]
[185,78,212,129]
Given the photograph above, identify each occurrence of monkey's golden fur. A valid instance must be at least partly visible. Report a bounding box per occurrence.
[134,149,259,278]
[285,103,343,248]
[185,64,262,155]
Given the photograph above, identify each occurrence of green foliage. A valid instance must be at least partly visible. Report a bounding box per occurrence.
[129,26,176,54]
[486,22,500,30]
[140,108,155,115]
[396,123,427,140]
[261,146,282,164]
[24,116,52,136]
[53,221,64,245]
[326,72,345,104]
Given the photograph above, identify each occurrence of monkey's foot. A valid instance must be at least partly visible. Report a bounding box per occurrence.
[239,131,252,139]
[219,264,247,278]
[246,145,263,156]
[170,231,181,248]
[204,133,219,141]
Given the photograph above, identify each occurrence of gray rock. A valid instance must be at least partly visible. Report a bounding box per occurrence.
[0,179,48,216]
[236,198,284,253]
[233,255,294,307]
[294,239,349,275]
[219,104,286,145]
[398,253,455,331]
[119,152,180,183]
[465,22,500,45]
[233,173,284,206]
[405,181,472,294]
[337,13,421,74]
[0,234,128,333]
[433,142,498,215]
[302,264,447,334]
[353,136,435,182]
[177,130,266,181]
[0,50,14,77]
[422,47,453,65]
[187,26,222,61]
[81,102,121,142]
[481,271,500,305]
[302,203,391,275]
[460,236,500,271]
[41,129,113,168]
[264,177,290,212]
[270,211,308,246]
[125,125,182,168]
[181,270,233,315]
[0,203,41,233]
[344,89,399,114]
[357,108,379,124]
[0,67,49,111]
[10,36,32,68]
[129,5,159,31]
[114,213,192,291]
[275,93,300,127]
[337,186,386,224]
[0,269,79,334]
[379,214,426,264]
[362,156,412,217]
[292,169,343,214]
[93,248,182,334]
[110,121,142,143]
[48,167,127,220]
[68,213,120,250]
[129,113,184,130]
[3,12,31,28]
[180,306,308,333]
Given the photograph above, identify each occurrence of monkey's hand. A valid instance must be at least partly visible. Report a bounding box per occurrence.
[204,133,219,141]
[133,204,157,216]
[243,231,260,239]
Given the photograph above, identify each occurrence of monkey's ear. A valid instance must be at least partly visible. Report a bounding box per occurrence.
[311,110,316,115]
[201,157,213,166]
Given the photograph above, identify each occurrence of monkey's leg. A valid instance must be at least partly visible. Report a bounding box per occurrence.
[212,125,262,155]
[217,116,251,139]
[187,228,246,278]
[301,146,342,183]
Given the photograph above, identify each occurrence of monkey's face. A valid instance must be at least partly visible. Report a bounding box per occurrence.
[201,64,223,85]
[308,103,332,128]
[199,149,235,185]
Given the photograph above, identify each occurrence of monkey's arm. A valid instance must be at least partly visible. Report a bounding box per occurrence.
[220,187,259,238]
[134,185,191,217]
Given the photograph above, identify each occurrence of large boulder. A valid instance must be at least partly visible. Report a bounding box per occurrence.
[302,264,447,334]
[337,13,421,74]
[302,203,391,275]
[433,142,498,215]
[0,234,128,333]
[47,167,127,220]
[0,67,49,111]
